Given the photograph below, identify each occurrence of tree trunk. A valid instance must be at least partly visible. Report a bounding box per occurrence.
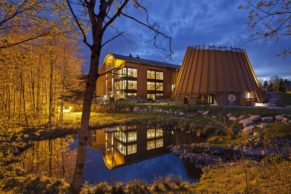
[70,46,100,194]
[48,48,54,127]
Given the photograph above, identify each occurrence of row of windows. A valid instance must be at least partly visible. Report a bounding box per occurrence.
[115,67,137,78]
[115,68,164,81]
[147,128,163,139]
[147,139,164,150]
[115,131,137,143]
[116,142,137,155]
[115,80,137,90]
[116,138,164,155]
[147,70,163,80]
[147,82,163,91]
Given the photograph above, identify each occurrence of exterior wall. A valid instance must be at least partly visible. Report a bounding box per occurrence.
[124,62,176,98]
[96,60,178,100]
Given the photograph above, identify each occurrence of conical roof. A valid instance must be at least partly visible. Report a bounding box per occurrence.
[173,46,261,101]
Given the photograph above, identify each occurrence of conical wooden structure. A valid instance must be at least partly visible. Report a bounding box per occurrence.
[173,46,261,105]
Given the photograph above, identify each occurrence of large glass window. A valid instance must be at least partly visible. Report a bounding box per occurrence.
[147,129,156,139]
[117,142,126,155]
[147,70,155,79]
[147,70,163,80]
[115,131,127,143]
[128,80,137,90]
[147,82,155,90]
[156,129,163,137]
[156,71,164,80]
[127,68,137,78]
[156,139,163,148]
[156,83,163,91]
[127,132,137,142]
[147,140,155,150]
[127,144,137,155]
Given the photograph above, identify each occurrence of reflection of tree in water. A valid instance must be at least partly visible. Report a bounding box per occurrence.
[182,160,203,181]
[18,136,76,182]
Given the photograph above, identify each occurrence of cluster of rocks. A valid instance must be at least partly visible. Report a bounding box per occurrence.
[224,113,291,137]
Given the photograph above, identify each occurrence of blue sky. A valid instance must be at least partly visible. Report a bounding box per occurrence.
[81,0,291,81]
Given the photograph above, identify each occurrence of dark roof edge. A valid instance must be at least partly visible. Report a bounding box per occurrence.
[109,53,180,69]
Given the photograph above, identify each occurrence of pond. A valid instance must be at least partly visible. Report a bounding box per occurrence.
[19,125,202,184]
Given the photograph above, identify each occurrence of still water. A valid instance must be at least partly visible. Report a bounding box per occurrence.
[19,125,202,184]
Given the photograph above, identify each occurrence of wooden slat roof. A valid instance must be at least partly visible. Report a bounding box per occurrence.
[174,47,261,99]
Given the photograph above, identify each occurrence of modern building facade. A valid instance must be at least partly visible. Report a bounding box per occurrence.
[173,46,261,105]
[96,53,179,100]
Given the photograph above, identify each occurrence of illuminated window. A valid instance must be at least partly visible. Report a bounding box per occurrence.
[117,142,126,155]
[147,129,156,139]
[156,93,163,97]
[156,129,163,137]
[147,70,155,79]
[147,82,155,90]
[156,71,163,80]
[127,68,137,78]
[147,140,155,150]
[128,80,137,90]
[127,92,137,97]
[115,131,127,142]
[171,84,175,91]
[156,139,163,148]
[127,132,137,142]
[156,83,163,91]
[127,144,137,155]
[147,94,155,100]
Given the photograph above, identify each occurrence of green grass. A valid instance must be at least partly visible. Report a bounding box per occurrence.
[193,159,291,193]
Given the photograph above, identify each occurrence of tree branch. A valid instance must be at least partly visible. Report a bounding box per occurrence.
[120,12,173,55]
[101,31,123,47]
[102,0,129,33]
[66,0,92,48]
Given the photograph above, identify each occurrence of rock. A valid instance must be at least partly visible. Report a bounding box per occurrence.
[258,123,268,129]
[227,113,233,117]
[239,119,254,127]
[282,117,289,122]
[133,106,141,112]
[179,112,185,116]
[211,115,217,119]
[242,126,254,136]
[261,116,273,123]
[275,115,284,121]
[125,107,131,112]
[248,115,261,122]
[238,115,246,120]
[197,110,205,114]
[228,116,237,121]
[202,110,209,116]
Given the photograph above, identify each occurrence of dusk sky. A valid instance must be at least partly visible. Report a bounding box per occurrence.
[81,0,291,81]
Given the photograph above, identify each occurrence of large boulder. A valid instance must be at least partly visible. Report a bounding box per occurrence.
[242,126,254,136]
[261,116,273,123]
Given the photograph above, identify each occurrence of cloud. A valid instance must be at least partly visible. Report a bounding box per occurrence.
[80,0,291,79]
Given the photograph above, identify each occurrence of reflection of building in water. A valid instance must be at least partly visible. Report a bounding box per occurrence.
[89,125,172,169]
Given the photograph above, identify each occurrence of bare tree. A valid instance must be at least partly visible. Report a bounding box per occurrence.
[239,0,291,56]
[65,0,172,193]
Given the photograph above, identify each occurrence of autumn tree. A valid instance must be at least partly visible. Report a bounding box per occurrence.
[65,0,172,193]
[239,0,291,56]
